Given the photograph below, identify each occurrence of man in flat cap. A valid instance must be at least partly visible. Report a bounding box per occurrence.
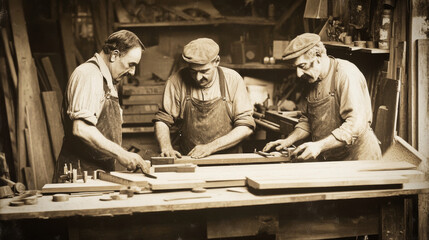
[53,30,150,182]
[154,38,255,158]
[263,33,381,161]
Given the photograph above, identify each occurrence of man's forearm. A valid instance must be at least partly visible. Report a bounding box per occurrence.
[286,128,311,145]
[317,134,345,152]
[155,121,173,151]
[73,120,127,159]
[207,126,253,152]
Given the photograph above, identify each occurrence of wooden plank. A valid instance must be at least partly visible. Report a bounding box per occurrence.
[41,91,64,161]
[23,129,37,190]
[59,12,77,78]
[42,180,123,194]
[397,41,407,140]
[122,94,163,105]
[123,104,159,114]
[122,126,155,133]
[151,153,290,165]
[0,58,17,175]
[419,194,429,240]
[153,164,197,173]
[1,28,18,90]
[416,39,429,158]
[9,0,54,184]
[123,114,155,124]
[122,85,165,95]
[373,78,400,154]
[41,57,63,108]
[25,105,51,189]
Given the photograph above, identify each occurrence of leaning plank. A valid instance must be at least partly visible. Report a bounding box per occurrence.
[25,105,50,189]
[41,57,63,108]
[42,180,123,194]
[9,0,54,184]
[1,28,18,90]
[151,153,290,165]
[23,129,37,189]
[417,39,429,158]
[0,58,17,174]
[59,12,77,78]
[42,92,64,161]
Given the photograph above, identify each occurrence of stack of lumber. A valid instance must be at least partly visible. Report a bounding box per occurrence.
[121,84,165,125]
[0,0,67,190]
[107,160,420,192]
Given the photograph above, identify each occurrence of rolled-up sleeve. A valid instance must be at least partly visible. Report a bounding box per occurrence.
[154,75,181,127]
[295,100,311,132]
[229,72,255,130]
[331,66,372,145]
[66,65,104,126]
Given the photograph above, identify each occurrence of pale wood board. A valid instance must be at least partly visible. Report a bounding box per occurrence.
[41,91,64,161]
[152,153,290,165]
[108,160,418,191]
[42,179,123,194]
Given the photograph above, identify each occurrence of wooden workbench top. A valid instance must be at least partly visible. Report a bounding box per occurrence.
[1,182,428,221]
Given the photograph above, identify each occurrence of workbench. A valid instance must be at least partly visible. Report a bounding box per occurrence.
[1,159,428,240]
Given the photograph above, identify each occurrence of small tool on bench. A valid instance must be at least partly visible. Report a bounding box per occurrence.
[127,146,158,179]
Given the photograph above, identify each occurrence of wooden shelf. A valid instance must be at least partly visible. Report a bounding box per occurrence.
[221,62,293,70]
[114,17,275,28]
[324,41,389,54]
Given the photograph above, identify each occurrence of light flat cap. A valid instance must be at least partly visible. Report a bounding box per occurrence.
[182,38,219,64]
[282,33,321,60]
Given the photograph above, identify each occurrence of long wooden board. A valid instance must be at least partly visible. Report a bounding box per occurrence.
[104,160,419,191]
[151,153,290,165]
[42,91,64,161]
[42,179,123,194]
[123,104,159,114]
[41,57,63,108]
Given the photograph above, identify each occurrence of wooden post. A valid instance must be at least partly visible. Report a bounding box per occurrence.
[416,39,429,158]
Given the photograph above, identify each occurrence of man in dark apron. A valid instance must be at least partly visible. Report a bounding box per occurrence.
[263,33,381,161]
[154,38,255,159]
[53,30,150,182]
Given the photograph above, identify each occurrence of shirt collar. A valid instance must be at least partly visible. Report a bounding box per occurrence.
[93,53,118,97]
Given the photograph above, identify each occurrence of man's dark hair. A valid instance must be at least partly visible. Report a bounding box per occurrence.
[102,30,145,55]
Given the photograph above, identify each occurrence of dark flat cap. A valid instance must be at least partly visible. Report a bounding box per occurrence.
[282,33,321,60]
[182,38,219,64]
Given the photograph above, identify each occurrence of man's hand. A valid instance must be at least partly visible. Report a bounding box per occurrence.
[263,139,292,152]
[160,147,182,159]
[291,142,323,161]
[188,144,214,159]
[118,151,147,171]
[138,160,151,174]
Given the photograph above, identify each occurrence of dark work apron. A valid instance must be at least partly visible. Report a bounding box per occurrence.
[179,67,238,155]
[52,60,122,182]
[306,59,381,161]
